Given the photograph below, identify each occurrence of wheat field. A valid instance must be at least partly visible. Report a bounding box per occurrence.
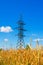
[0,48,43,65]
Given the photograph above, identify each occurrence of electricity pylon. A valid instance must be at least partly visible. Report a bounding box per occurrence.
[16,16,26,49]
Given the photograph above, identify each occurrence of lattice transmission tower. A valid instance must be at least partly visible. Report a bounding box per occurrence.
[16,16,26,49]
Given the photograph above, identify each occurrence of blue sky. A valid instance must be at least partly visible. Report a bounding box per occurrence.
[0,0,43,49]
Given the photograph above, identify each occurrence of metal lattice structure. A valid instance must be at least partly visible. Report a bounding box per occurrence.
[16,16,26,49]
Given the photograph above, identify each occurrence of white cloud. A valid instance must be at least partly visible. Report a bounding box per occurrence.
[0,26,13,33]
[33,38,43,42]
[4,38,8,42]
[32,34,36,36]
